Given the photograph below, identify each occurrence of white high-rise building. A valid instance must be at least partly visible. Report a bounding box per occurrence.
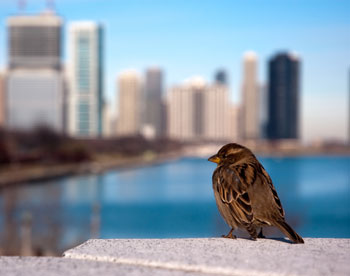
[167,84,196,140]
[167,77,233,141]
[229,104,240,141]
[6,11,64,132]
[7,69,64,130]
[67,22,104,137]
[117,70,142,136]
[102,102,115,138]
[241,51,259,140]
[8,11,61,70]
[204,84,231,140]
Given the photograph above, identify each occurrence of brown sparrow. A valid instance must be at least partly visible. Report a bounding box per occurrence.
[208,143,304,243]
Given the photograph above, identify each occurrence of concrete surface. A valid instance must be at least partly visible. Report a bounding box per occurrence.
[0,256,203,276]
[64,238,350,276]
[1,238,349,275]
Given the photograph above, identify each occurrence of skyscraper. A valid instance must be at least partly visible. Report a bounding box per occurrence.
[241,51,259,140]
[8,11,61,70]
[204,84,231,141]
[102,102,115,138]
[240,52,260,139]
[348,67,350,145]
[0,71,5,127]
[167,77,232,141]
[192,78,206,138]
[267,52,300,140]
[259,83,268,138]
[230,104,240,141]
[215,69,228,85]
[167,77,205,141]
[67,21,104,137]
[167,84,195,140]
[6,10,64,131]
[143,67,163,138]
[117,70,142,136]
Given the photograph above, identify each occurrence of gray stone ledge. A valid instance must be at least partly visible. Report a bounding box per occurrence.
[1,238,349,276]
[63,238,350,276]
[0,256,199,276]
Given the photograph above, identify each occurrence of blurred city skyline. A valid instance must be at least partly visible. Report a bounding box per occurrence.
[0,0,349,142]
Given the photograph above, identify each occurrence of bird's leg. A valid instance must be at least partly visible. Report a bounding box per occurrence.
[245,224,258,241]
[258,228,265,238]
[221,228,236,239]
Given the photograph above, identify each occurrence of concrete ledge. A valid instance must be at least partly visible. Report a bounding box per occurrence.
[63,238,350,276]
[1,238,349,275]
[0,256,197,276]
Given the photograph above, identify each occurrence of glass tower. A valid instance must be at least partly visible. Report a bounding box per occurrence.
[267,52,300,140]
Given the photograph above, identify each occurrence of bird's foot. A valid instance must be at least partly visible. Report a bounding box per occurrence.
[258,228,266,239]
[221,233,237,239]
[221,229,236,239]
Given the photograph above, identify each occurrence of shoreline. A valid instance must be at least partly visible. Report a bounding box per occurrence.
[1,146,349,189]
[0,151,182,189]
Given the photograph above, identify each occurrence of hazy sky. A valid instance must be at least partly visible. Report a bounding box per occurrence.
[0,0,349,142]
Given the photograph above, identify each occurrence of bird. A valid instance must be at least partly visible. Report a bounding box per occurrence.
[208,143,304,244]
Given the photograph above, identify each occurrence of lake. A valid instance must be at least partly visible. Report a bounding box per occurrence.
[0,156,349,253]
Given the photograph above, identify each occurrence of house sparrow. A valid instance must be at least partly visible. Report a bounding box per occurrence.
[208,143,304,244]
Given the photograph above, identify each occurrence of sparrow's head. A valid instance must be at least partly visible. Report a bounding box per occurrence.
[208,143,254,165]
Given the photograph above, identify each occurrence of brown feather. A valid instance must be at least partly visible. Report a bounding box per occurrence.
[214,165,254,224]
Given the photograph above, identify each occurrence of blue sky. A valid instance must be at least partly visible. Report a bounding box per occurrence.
[0,0,349,142]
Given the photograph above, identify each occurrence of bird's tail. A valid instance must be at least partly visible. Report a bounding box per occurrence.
[275,220,304,244]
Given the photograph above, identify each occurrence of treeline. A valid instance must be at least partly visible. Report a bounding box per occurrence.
[0,127,182,166]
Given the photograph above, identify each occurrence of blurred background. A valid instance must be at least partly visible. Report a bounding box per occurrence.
[0,0,349,256]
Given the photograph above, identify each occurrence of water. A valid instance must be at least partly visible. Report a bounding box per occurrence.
[0,156,349,252]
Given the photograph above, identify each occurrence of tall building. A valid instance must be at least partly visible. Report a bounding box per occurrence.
[229,104,240,141]
[259,83,268,138]
[348,67,350,145]
[7,70,64,131]
[204,84,231,140]
[117,70,142,136]
[241,51,259,140]
[167,77,232,141]
[215,69,228,85]
[102,102,115,138]
[143,67,163,138]
[167,85,193,140]
[8,11,61,70]
[267,52,300,140]
[6,11,64,132]
[0,71,5,127]
[67,22,104,137]
[167,77,205,141]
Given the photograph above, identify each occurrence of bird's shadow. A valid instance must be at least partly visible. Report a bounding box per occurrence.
[266,237,294,244]
[238,237,294,244]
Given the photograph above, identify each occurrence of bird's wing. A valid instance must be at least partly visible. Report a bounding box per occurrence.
[257,164,285,217]
[215,164,254,224]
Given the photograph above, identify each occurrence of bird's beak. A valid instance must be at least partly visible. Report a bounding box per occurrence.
[208,154,221,164]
